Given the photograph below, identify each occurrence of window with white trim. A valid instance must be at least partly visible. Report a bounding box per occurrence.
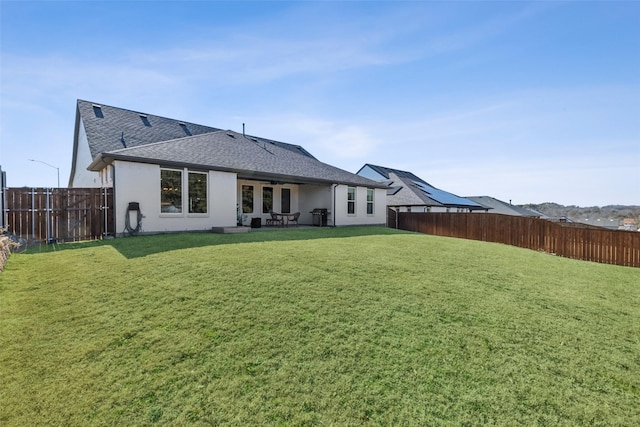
[366,189,374,215]
[188,172,207,214]
[262,186,273,214]
[281,188,291,213]
[347,187,356,215]
[161,169,183,213]
[242,185,254,214]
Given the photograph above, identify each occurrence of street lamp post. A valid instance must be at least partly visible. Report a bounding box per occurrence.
[29,159,60,188]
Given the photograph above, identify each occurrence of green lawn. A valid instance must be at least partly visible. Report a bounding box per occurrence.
[1,227,639,426]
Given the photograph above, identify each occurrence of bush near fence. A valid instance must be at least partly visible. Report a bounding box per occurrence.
[0,229,18,271]
[388,210,640,268]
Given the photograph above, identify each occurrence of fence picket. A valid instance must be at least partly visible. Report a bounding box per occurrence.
[4,188,114,243]
[389,210,640,268]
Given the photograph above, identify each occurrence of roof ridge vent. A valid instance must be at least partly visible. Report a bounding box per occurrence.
[179,122,192,136]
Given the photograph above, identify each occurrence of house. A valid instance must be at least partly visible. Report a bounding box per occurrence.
[356,164,485,213]
[621,218,638,231]
[465,196,542,217]
[70,100,387,235]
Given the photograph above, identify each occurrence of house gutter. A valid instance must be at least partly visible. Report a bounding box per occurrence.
[89,153,386,189]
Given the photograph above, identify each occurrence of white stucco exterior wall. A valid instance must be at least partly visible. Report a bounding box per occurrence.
[333,185,386,226]
[70,120,101,188]
[113,161,237,235]
[298,185,332,226]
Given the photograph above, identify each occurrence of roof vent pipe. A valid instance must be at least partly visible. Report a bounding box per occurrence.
[243,123,245,137]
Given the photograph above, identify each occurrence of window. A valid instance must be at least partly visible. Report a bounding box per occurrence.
[367,189,374,215]
[188,172,207,214]
[161,169,182,213]
[281,188,291,214]
[262,187,273,214]
[347,187,356,215]
[242,185,254,213]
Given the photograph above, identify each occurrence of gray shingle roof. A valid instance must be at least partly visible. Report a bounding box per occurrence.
[77,99,317,160]
[78,100,223,159]
[465,196,542,217]
[90,130,385,187]
[358,164,484,209]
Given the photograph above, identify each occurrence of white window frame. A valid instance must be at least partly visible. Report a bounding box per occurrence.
[160,168,184,216]
[242,184,254,214]
[347,187,356,215]
[262,186,274,214]
[188,171,208,216]
[366,188,374,215]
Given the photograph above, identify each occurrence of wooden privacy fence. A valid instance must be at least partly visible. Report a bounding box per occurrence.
[3,188,114,244]
[388,210,640,268]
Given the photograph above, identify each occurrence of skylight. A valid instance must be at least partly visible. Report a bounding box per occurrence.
[92,104,104,118]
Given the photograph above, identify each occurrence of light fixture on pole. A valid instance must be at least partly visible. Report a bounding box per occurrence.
[29,159,60,188]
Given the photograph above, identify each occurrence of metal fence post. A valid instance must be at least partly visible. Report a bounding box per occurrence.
[0,168,6,229]
[31,188,35,240]
[103,187,108,238]
[46,188,51,244]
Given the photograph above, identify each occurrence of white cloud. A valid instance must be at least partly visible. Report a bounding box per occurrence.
[228,113,380,164]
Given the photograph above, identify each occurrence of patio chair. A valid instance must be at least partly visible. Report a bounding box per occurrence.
[268,211,284,227]
[289,212,301,227]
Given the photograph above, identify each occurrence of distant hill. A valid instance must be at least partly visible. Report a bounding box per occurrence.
[520,203,640,228]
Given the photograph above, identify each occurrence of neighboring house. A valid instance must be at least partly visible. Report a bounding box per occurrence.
[621,218,638,231]
[356,164,485,212]
[70,100,387,235]
[465,196,542,217]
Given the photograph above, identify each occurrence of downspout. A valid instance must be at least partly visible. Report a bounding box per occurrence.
[112,163,117,238]
[332,184,337,227]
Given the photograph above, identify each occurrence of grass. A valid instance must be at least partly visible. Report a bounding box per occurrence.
[1,226,639,426]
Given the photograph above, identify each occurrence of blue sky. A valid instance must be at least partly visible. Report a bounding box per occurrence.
[1,1,638,206]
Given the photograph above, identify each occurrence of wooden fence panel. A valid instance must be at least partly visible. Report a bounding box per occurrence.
[4,188,113,244]
[390,210,640,268]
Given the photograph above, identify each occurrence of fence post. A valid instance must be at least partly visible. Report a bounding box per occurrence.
[0,167,5,229]
[103,187,108,238]
[46,188,51,244]
[31,188,35,240]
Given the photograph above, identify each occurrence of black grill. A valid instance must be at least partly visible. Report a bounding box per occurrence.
[311,208,328,226]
